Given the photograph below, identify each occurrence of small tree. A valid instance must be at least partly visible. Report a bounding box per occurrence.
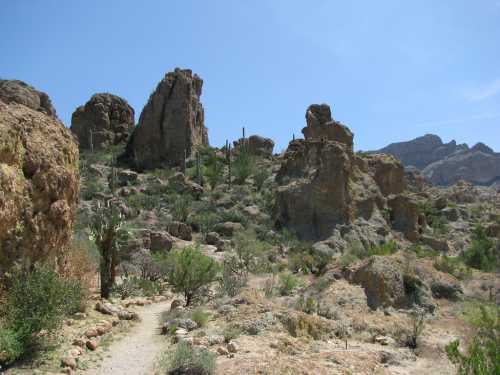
[171,194,192,222]
[89,200,127,298]
[463,223,498,272]
[166,246,220,306]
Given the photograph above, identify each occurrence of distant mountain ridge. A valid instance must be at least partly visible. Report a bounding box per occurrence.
[373,134,500,186]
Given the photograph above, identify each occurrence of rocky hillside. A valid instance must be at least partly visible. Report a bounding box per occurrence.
[1,75,499,375]
[374,134,500,186]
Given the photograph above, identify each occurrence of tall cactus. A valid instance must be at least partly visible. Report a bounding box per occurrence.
[227,144,232,190]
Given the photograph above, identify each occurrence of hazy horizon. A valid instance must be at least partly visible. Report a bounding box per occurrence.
[1,1,499,153]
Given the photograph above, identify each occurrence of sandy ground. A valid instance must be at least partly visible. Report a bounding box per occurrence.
[83,301,170,375]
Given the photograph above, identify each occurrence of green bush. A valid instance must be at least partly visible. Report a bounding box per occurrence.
[2,265,84,363]
[409,244,439,259]
[218,258,247,297]
[288,242,331,275]
[204,152,224,189]
[253,168,270,191]
[162,341,216,375]
[462,224,499,272]
[171,194,192,222]
[233,150,255,184]
[190,309,210,328]
[220,209,248,226]
[81,176,104,201]
[197,212,220,239]
[232,230,268,275]
[126,193,160,211]
[368,241,398,256]
[0,328,23,366]
[113,276,164,299]
[434,255,472,280]
[446,303,499,374]
[166,246,220,306]
[279,272,303,296]
[222,324,242,343]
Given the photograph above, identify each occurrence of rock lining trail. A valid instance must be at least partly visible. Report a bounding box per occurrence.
[84,300,171,375]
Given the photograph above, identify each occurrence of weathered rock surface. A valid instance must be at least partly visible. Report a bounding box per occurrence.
[0,98,79,273]
[276,104,420,242]
[302,104,353,149]
[0,79,57,119]
[71,93,135,150]
[387,195,425,241]
[234,135,274,157]
[122,68,208,169]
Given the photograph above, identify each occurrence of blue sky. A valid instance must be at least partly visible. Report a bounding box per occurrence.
[1,0,499,152]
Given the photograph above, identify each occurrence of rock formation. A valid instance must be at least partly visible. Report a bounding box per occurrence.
[0,95,79,274]
[276,104,420,243]
[302,104,353,149]
[121,68,208,169]
[233,135,274,157]
[71,93,135,150]
[0,79,57,119]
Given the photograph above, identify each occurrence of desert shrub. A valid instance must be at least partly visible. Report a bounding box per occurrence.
[368,241,398,256]
[446,302,499,374]
[204,151,224,189]
[233,150,255,184]
[222,324,242,343]
[418,201,448,234]
[407,308,427,349]
[232,230,269,275]
[171,194,192,222]
[253,168,270,191]
[339,253,359,268]
[2,265,84,361]
[197,212,220,239]
[409,244,439,259]
[162,341,216,375]
[113,276,164,299]
[151,167,175,181]
[0,328,23,366]
[220,209,248,226]
[81,176,104,201]
[462,223,499,272]
[190,309,210,328]
[166,246,220,306]
[126,193,161,211]
[434,255,472,280]
[296,295,318,315]
[218,258,247,297]
[288,242,331,275]
[279,272,303,296]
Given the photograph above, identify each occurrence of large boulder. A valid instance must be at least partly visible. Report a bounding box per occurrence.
[70,93,135,150]
[0,98,79,273]
[233,135,274,157]
[0,79,57,119]
[122,68,208,169]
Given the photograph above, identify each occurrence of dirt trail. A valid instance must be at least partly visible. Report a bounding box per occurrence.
[84,301,170,375]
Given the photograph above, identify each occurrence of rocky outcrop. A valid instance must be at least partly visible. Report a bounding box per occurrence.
[375,134,467,169]
[422,150,500,186]
[302,104,353,149]
[122,68,208,169]
[0,79,57,119]
[0,98,79,274]
[71,93,135,150]
[387,195,425,241]
[276,104,420,242]
[366,154,406,196]
[233,135,274,157]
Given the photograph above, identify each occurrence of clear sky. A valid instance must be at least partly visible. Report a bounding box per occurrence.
[1,0,499,152]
